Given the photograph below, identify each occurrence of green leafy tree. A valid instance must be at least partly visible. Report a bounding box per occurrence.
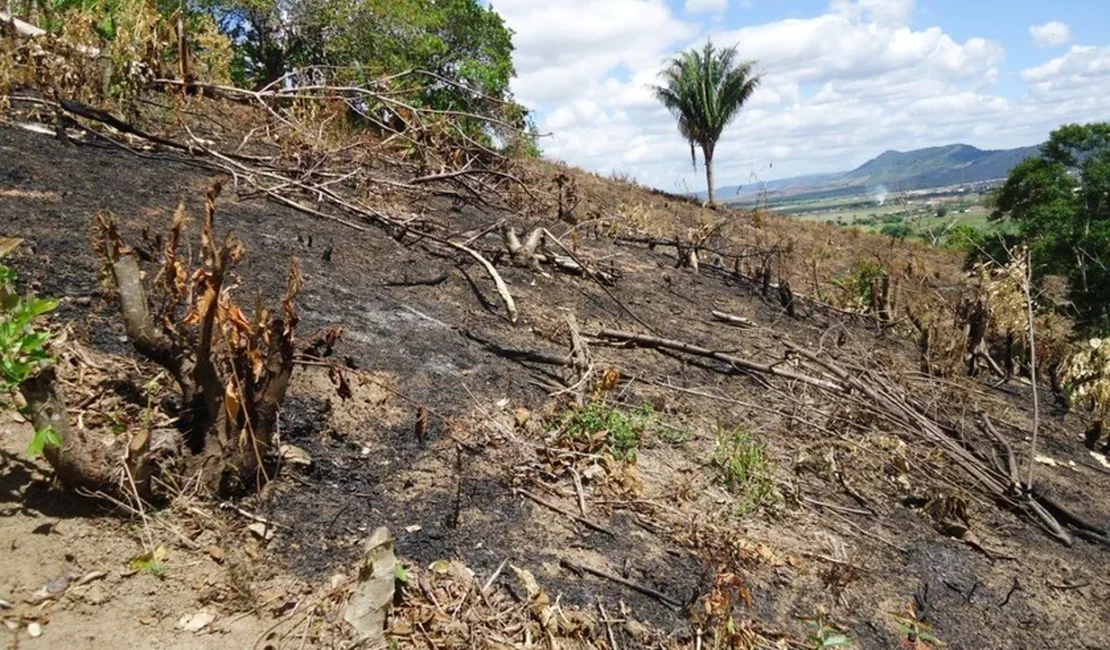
[879,223,911,239]
[652,41,761,205]
[203,0,516,114]
[199,0,290,87]
[992,122,1110,332]
[942,223,984,251]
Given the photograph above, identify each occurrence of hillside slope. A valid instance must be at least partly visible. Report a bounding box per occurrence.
[3,116,1109,650]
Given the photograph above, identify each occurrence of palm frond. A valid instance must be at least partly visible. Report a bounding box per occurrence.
[649,39,761,164]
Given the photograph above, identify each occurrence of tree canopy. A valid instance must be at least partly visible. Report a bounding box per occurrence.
[992,122,1110,333]
[652,41,760,205]
[5,0,528,150]
[200,0,516,112]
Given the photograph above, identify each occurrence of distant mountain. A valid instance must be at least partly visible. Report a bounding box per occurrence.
[705,142,1042,203]
[840,143,1041,189]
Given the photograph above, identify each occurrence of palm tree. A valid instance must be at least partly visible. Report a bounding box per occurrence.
[652,42,761,206]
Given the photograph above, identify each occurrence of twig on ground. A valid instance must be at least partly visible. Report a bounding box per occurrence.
[445,241,518,324]
[598,601,619,650]
[516,489,616,537]
[79,488,201,550]
[482,558,509,594]
[381,270,449,287]
[711,309,755,328]
[999,577,1020,607]
[571,467,588,517]
[982,416,1020,488]
[560,559,684,609]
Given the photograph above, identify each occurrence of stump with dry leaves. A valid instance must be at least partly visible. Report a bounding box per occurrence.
[76,179,303,496]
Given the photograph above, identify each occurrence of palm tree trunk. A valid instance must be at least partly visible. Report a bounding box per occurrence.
[703,144,715,206]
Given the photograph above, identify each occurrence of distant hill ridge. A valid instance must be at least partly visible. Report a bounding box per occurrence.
[708,142,1042,201]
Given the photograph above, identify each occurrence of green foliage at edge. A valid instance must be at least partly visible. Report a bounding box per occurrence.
[991,122,1110,333]
[0,256,60,457]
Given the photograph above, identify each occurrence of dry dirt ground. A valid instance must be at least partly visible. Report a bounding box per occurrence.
[3,124,1110,649]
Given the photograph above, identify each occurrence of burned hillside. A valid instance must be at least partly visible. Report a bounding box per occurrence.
[1,84,1109,650]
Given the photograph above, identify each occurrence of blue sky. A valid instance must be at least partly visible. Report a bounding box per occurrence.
[492,0,1109,192]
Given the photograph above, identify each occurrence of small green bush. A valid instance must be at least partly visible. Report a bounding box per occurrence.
[711,428,776,516]
[0,252,60,456]
[805,620,854,649]
[654,423,693,445]
[560,401,652,461]
[879,223,910,239]
[830,258,888,310]
[942,223,984,251]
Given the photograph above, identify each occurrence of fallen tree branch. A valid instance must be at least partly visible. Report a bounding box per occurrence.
[981,417,1020,488]
[447,241,517,325]
[61,99,189,151]
[594,329,842,392]
[782,340,1079,547]
[711,310,754,328]
[380,270,449,287]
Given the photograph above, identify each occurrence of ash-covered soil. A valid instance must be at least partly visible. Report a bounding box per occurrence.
[5,124,1110,649]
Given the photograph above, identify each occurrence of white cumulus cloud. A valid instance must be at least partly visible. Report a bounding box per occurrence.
[497,0,1108,192]
[497,0,694,106]
[1029,21,1073,49]
[684,0,729,14]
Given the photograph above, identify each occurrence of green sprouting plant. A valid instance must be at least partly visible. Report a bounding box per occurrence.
[808,621,848,643]
[829,258,888,312]
[25,426,62,458]
[803,618,853,649]
[129,545,168,578]
[560,401,653,461]
[891,610,944,649]
[394,563,410,585]
[711,427,777,516]
[654,423,694,445]
[0,247,60,457]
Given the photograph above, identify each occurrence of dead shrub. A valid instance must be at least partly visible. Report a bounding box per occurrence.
[93,179,301,495]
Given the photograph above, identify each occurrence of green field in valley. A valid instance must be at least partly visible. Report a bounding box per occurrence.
[768,187,1009,244]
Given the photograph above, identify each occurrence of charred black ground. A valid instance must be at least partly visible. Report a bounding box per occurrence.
[5,124,1110,649]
